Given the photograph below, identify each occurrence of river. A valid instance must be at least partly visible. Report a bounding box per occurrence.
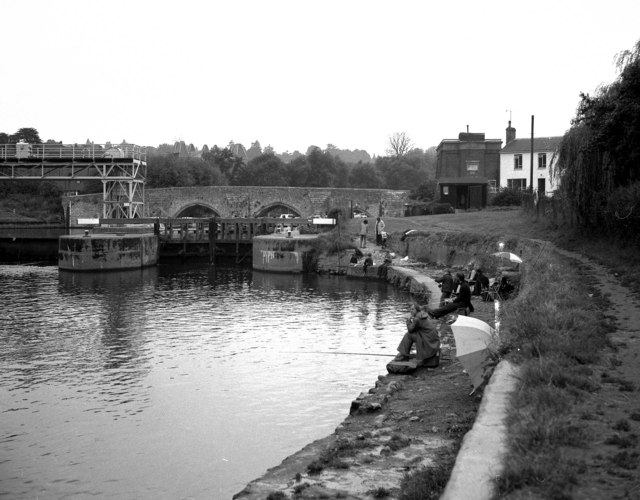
[0,263,413,499]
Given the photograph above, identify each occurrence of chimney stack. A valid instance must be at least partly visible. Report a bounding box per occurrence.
[506,121,516,144]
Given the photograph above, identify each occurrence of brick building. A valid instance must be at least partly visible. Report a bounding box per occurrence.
[436,131,502,210]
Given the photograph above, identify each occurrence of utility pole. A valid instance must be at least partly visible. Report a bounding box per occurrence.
[530,115,534,192]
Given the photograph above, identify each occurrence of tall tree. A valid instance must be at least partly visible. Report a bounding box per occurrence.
[284,156,311,186]
[10,127,41,143]
[348,162,381,188]
[375,156,425,190]
[202,146,244,181]
[557,38,640,236]
[246,141,262,161]
[233,153,287,186]
[386,132,413,157]
[306,147,338,187]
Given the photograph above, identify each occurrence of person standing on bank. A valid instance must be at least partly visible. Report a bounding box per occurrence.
[393,303,440,363]
[359,218,369,248]
[375,217,385,246]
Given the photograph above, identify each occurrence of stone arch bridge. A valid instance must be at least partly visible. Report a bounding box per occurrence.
[67,186,409,222]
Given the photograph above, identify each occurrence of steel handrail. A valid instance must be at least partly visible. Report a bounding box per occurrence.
[0,143,146,162]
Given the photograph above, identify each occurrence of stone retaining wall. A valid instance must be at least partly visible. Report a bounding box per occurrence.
[387,231,547,275]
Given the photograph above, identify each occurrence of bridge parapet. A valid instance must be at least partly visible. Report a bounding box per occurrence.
[65,186,409,222]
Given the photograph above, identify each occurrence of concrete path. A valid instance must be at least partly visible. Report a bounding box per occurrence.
[441,361,518,499]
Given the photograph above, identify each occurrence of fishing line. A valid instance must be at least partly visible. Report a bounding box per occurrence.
[283,351,395,357]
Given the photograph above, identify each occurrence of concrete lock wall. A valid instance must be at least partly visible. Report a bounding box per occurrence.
[58,233,158,271]
[252,234,319,273]
[64,186,409,221]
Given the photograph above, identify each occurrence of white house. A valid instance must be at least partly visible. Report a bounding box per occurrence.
[499,122,563,195]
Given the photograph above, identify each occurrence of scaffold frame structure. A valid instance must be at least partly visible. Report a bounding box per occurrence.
[0,142,147,218]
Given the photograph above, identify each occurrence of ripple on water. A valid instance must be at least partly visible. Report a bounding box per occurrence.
[1,264,412,499]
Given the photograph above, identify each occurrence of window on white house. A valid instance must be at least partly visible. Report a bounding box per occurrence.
[466,160,479,174]
[538,153,547,169]
[514,154,523,169]
[507,179,527,191]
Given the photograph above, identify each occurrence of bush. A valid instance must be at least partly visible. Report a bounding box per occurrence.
[399,462,452,500]
[490,188,523,207]
[314,229,357,255]
[604,181,640,245]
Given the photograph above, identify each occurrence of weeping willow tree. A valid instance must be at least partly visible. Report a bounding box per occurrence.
[556,39,640,242]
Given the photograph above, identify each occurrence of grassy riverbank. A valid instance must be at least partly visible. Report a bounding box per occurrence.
[241,208,639,499]
[373,209,640,498]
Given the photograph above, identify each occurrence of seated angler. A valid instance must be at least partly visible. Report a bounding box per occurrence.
[393,303,440,363]
[428,272,473,318]
[362,253,374,274]
[472,268,490,296]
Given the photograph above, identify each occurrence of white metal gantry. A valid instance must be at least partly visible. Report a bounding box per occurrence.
[0,142,147,218]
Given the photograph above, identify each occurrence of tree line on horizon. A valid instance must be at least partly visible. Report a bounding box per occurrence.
[0,128,438,194]
[145,138,437,193]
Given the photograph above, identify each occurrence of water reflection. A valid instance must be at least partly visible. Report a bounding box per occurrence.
[58,268,156,374]
[1,263,412,499]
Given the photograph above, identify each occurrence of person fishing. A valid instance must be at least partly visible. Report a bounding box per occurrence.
[362,253,373,274]
[429,272,473,318]
[393,302,440,363]
[434,269,454,305]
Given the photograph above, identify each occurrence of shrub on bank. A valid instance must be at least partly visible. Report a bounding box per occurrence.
[398,446,458,500]
[314,227,357,255]
[490,188,523,207]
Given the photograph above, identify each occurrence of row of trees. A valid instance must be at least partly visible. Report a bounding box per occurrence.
[146,138,437,192]
[557,39,640,243]
[1,127,437,194]
[0,127,42,144]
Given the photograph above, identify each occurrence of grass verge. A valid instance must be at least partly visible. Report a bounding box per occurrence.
[494,249,614,498]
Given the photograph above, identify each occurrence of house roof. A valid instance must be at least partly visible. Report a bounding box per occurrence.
[501,136,563,154]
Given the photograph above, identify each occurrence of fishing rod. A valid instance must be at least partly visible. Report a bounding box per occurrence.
[284,351,395,357]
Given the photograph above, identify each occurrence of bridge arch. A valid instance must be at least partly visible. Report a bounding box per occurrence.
[254,203,301,218]
[175,203,221,218]
[67,186,409,222]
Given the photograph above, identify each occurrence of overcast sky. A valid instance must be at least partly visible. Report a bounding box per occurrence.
[2,0,639,156]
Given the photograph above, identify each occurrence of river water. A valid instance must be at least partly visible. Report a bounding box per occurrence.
[0,263,413,499]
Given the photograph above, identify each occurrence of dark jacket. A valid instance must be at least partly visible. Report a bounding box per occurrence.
[436,272,454,294]
[473,271,490,295]
[363,256,373,273]
[405,310,440,361]
[453,282,472,308]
